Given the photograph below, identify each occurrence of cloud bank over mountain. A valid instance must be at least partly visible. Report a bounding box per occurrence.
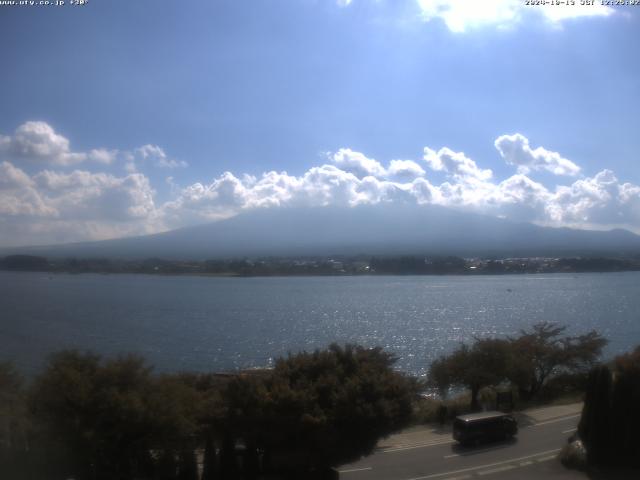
[0,120,639,247]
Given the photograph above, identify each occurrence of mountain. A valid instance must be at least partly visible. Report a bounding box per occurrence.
[4,205,640,259]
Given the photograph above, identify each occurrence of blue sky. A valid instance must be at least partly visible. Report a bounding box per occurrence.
[1,0,639,246]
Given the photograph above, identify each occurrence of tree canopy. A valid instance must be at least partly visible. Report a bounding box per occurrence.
[579,345,640,467]
[28,351,204,480]
[508,322,607,400]
[429,338,511,410]
[428,322,607,408]
[222,344,417,472]
[2,344,416,479]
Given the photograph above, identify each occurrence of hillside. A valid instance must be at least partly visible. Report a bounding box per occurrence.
[4,205,640,260]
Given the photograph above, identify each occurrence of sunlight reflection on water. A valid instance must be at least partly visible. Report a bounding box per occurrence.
[1,271,639,377]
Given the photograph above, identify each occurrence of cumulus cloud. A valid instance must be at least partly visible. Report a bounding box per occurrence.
[387,159,426,181]
[87,149,118,165]
[0,161,160,246]
[416,0,520,32]
[329,151,425,182]
[160,141,638,233]
[542,2,614,22]
[495,133,580,176]
[330,148,387,178]
[0,121,87,166]
[423,146,492,181]
[0,122,186,172]
[161,163,421,229]
[135,144,188,169]
[415,0,614,32]
[547,170,640,228]
[33,169,156,222]
[0,161,54,217]
[1,121,639,246]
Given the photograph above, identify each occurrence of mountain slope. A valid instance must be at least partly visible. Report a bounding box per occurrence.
[5,205,640,259]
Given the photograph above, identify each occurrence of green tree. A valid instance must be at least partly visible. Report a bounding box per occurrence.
[428,338,511,411]
[222,344,416,476]
[508,322,607,401]
[29,350,204,480]
[28,350,102,479]
[578,346,640,467]
[0,361,29,479]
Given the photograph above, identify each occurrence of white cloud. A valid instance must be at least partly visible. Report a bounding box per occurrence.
[387,159,426,181]
[161,163,416,228]
[415,0,614,32]
[135,144,188,169]
[33,169,156,221]
[0,121,87,166]
[1,121,639,246]
[157,158,189,169]
[495,133,581,176]
[0,123,187,172]
[424,146,493,181]
[416,0,520,32]
[0,161,160,246]
[336,0,353,6]
[547,170,640,228]
[161,142,639,234]
[0,161,54,217]
[542,2,614,22]
[136,144,166,160]
[330,148,387,178]
[488,173,552,222]
[87,148,118,165]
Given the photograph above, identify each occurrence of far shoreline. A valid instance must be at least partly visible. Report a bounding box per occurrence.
[3,267,640,279]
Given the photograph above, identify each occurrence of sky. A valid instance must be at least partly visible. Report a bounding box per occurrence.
[1,0,639,247]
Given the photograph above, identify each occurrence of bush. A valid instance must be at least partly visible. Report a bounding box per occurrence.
[578,346,640,467]
[536,372,588,403]
[560,439,587,470]
[224,344,417,472]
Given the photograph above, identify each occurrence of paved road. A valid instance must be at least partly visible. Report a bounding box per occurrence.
[338,409,583,480]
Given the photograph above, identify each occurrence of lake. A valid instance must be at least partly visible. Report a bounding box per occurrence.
[1,271,639,377]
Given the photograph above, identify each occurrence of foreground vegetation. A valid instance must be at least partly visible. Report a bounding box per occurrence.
[578,346,640,468]
[1,324,635,478]
[0,345,416,480]
[428,322,607,411]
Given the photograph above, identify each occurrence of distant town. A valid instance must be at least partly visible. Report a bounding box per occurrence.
[2,253,640,276]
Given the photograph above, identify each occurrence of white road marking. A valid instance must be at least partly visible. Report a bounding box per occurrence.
[444,444,506,459]
[383,439,454,453]
[387,414,579,454]
[536,454,558,462]
[403,448,561,480]
[562,427,577,434]
[478,465,516,475]
[519,460,533,466]
[532,414,580,427]
[338,466,372,474]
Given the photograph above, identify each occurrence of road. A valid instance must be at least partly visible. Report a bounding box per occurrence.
[338,410,583,480]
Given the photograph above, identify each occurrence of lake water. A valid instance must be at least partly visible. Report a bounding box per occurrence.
[1,271,639,377]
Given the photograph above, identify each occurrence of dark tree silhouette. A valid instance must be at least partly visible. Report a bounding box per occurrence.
[428,338,511,410]
[429,323,607,408]
[578,346,640,467]
[221,344,416,475]
[28,351,204,480]
[508,322,607,401]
